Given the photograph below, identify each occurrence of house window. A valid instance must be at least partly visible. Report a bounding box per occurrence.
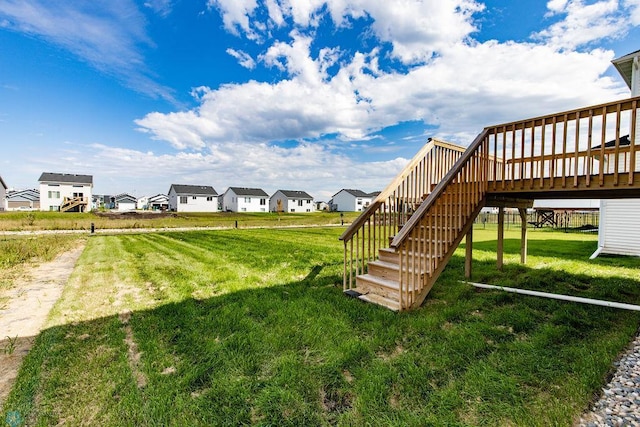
[207,196,213,201]
[241,207,247,212]
[298,200,303,206]
[290,208,295,212]
[357,199,362,205]
[306,200,311,204]
[192,196,197,200]
[180,196,188,204]
[48,191,60,199]
[260,198,266,205]
[306,209,311,212]
[244,197,251,203]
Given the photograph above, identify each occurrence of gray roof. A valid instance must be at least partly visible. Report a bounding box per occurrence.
[0,174,6,190]
[227,187,268,197]
[276,190,314,199]
[612,49,640,89]
[333,189,379,198]
[115,193,137,203]
[38,172,93,185]
[7,189,40,202]
[169,184,218,196]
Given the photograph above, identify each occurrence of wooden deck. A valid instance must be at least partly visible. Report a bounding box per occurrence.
[341,96,640,311]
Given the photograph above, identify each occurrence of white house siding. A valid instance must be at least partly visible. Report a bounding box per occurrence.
[598,199,640,256]
[223,188,268,212]
[269,190,315,213]
[176,195,217,212]
[0,176,6,211]
[332,190,374,212]
[39,183,92,212]
[168,186,218,212]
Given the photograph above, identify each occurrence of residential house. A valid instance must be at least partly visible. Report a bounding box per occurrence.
[269,190,315,213]
[138,194,169,211]
[222,187,269,212]
[316,201,330,211]
[39,172,93,212]
[592,49,640,258]
[331,189,380,212]
[115,193,137,211]
[0,175,7,211]
[168,184,218,212]
[6,189,40,211]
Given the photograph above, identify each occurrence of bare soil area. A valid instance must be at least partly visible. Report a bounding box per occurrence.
[0,244,85,406]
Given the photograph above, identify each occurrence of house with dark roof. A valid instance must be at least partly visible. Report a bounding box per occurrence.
[6,189,40,211]
[38,172,93,212]
[269,190,315,213]
[0,175,7,211]
[168,184,218,212]
[115,193,137,212]
[331,189,380,212]
[222,187,269,212]
[138,194,169,211]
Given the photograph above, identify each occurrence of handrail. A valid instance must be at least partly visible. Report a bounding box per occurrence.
[340,138,465,242]
[391,129,489,248]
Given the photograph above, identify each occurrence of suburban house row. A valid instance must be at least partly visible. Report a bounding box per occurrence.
[0,172,380,213]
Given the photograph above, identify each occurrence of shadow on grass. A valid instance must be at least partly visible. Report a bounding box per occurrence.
[461,237,640,269]
[4,255,640,426]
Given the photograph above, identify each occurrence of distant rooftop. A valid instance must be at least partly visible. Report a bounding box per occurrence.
[276,190,314,199]
[333,189,379,198]
[169,184,218,196]
[227,187,269,197]
[38,172,93,185]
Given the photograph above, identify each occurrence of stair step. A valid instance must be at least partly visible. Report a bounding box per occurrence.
[358,292,400,311]
[356,273,421,300]
[378,247,441,263]
[368,260,430,278]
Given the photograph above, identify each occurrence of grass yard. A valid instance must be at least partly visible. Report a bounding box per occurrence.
[0,211,361,232]
[3,226,640,426]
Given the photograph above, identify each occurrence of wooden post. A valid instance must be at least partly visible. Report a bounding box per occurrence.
[519,208,528,264]
[497,207,504,271]
[465,228,473,279]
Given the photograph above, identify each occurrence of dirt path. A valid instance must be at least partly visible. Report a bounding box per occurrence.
[0,244,85,407]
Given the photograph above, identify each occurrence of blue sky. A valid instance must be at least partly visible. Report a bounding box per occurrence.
[1,0,639,201]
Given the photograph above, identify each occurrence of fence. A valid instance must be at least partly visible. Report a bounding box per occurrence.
[475,210,599,232]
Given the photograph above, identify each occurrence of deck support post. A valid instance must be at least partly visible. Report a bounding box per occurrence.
[465,228,473,279]
[518,208,528,264]
[497,207,504,271]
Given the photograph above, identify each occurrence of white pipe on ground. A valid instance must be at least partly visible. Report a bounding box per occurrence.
[465,281,640,311]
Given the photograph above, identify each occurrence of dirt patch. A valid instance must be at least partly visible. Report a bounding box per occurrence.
[0,244,85,407]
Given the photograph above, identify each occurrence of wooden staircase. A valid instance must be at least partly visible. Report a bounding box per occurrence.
[341,96,640,311]
[60,196,88,212]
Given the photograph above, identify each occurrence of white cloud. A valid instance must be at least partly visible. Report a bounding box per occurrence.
[136,33,625,152]
[626,0,640,24]
[226,48,256,69]
[209,0,484,64]
[534,0,627,49]
[207,0,260,40]
[0,0,174,101]
[144,0,174,17]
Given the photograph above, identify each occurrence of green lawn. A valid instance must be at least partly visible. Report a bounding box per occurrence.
[0,211,360,232]
[3,226,640,426]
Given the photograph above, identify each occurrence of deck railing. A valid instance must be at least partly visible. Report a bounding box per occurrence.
[391,131,491,309]
[486,96,640,192]
[339,138,467,292]
[340,96,640,311]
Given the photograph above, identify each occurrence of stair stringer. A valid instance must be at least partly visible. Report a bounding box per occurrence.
[407,199,485,310]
